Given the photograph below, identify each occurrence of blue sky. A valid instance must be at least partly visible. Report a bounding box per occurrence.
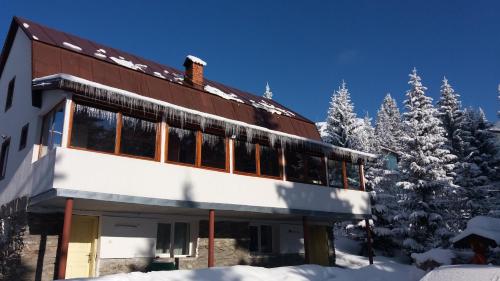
[2,0,499,123]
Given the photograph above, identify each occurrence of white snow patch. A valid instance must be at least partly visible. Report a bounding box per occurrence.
[163,70,169,75]
[411,248,455,266]
[62,42,82,52]
[94,53,107,59]
[153,72,166,79]
[22,23,29,28]
[97,48,107,54]
[204,85,244,103]
[110,56,148,72]
[420,265,500,281]
[250,99,295,117]
[32,35,39,40]
[186,55,207,66]
[451,216,500,245]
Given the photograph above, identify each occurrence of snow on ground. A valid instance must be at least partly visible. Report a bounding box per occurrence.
[411,249,455,266]
[420,265,500,281]
[64,237,424,281]
[451,216,500,245]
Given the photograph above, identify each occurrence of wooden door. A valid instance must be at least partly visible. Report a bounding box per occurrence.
[66,215,99,279]
[308,225,330,266]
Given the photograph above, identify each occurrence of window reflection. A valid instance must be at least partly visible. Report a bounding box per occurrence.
[40,103,65,158]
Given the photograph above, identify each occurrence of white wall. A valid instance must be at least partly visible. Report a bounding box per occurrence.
[0,29,67,205]
[279,224,304,254]
[52,148,371,216]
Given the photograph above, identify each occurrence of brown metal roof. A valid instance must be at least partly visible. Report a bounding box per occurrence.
[4,17,321,141]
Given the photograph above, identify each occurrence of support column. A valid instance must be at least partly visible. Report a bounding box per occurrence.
[359,162,366,191]
[57,198,73,279]
[365,218,374,265]
[208,209,215,268]
[303,216,310,264]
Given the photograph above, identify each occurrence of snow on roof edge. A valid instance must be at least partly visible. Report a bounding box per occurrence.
[33,73,377,162]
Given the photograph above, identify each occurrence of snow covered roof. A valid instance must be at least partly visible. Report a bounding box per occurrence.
[0,17,323,140]
[186,55,207,66]
[450,216,500,247]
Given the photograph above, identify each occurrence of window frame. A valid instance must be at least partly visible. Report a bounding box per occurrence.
[155,221,193,258]
[4,77,15,112]
[232,139,283,180]
[345,161,362,190]
[285,148,327,186]
[18,123,29,151]
[199,130,229,172]
[165,124,199,168]
[38,101,66,159]
[327,158,345,189]
[248,223,274,255]
[0,137,11,180]
[68,99,161,161]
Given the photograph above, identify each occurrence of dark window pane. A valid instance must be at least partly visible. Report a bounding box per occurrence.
[0,138,10,180]
[234,140,256,174]
[285,149,305,182]
[249,226,258,252]
[260,145,281,177]
[347,162,360,189]
[167,127,196,165]
[70,104,116,153]
[19,123,29,151]
[328,159,344,188]
[156,223,171,255]
[5,77,15,112]
[120,115,157,158]
[305,155,326,185]
[260,225,273,253]
[201,133,226,169]
[40,104,65,158]
[173,222,190,256]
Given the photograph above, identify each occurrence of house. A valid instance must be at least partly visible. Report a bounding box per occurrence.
[0,17,376,280]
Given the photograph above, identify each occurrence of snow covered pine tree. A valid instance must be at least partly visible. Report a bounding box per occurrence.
[396,68,456,253]
[263,82,273,99]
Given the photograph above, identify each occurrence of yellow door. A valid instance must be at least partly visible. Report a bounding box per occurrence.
[66,215,99,279]
[308,225,330,266]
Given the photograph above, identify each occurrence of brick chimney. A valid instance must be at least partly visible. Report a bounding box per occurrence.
[183,55,206,88]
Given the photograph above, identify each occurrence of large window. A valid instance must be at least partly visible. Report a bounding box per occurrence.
[167,127,197,165]
[285,149,326,185]
[70,102,159,159]
[70,104,116,153]
[39,103,65,158]
[234,140,256,174]
[328,159,344,188]
[120,115,157,159]
[346,162,360,189]
[201,132,226,170]
[4,77,15,112]
[259,144,281,178]
[155,222,191,257]
[249,224,273,254]
[0,138,10,180]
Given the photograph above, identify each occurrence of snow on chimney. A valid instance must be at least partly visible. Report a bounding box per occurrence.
[184,55,206,88]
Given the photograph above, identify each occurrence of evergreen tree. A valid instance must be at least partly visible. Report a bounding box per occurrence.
[263,82,273,99]
[396,68,456,253]
[437,77,465,159]
[325,81,360,148]
[375,94,403,152]
[352,114,378,153]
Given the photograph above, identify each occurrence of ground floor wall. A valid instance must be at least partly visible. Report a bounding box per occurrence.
[1,208,335,280]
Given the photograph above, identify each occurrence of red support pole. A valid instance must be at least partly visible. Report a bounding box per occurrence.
[365,218,374,265]
[57,198,73,279]
[303,216,310,264]
[208,209,215,268]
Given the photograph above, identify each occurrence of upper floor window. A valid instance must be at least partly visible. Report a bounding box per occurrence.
[70,102,159,159]
[285,149,326,185]
[39,103,65,158]
[259,144,281,178]
[327,159,343,188]
[4,77,15,112]
[167,126,197,165]
[71,104,116,153]
[346,162,361,189]
[0,138,11,180]
[201,132,226,170]
[19,123,29,151]
[234,139,256,174]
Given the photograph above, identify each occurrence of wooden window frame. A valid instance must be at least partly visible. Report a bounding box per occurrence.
[18,123,29,151]
[68,100,161,162]
[38,101,67,159]
[285,149,327,186]
[0,137,11,180]
[344,161,362,190]
[232,139,283,180]
[327,158,345,189]
[199,130,229,172]
[4,77,15,112]
[165,125,198,168]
